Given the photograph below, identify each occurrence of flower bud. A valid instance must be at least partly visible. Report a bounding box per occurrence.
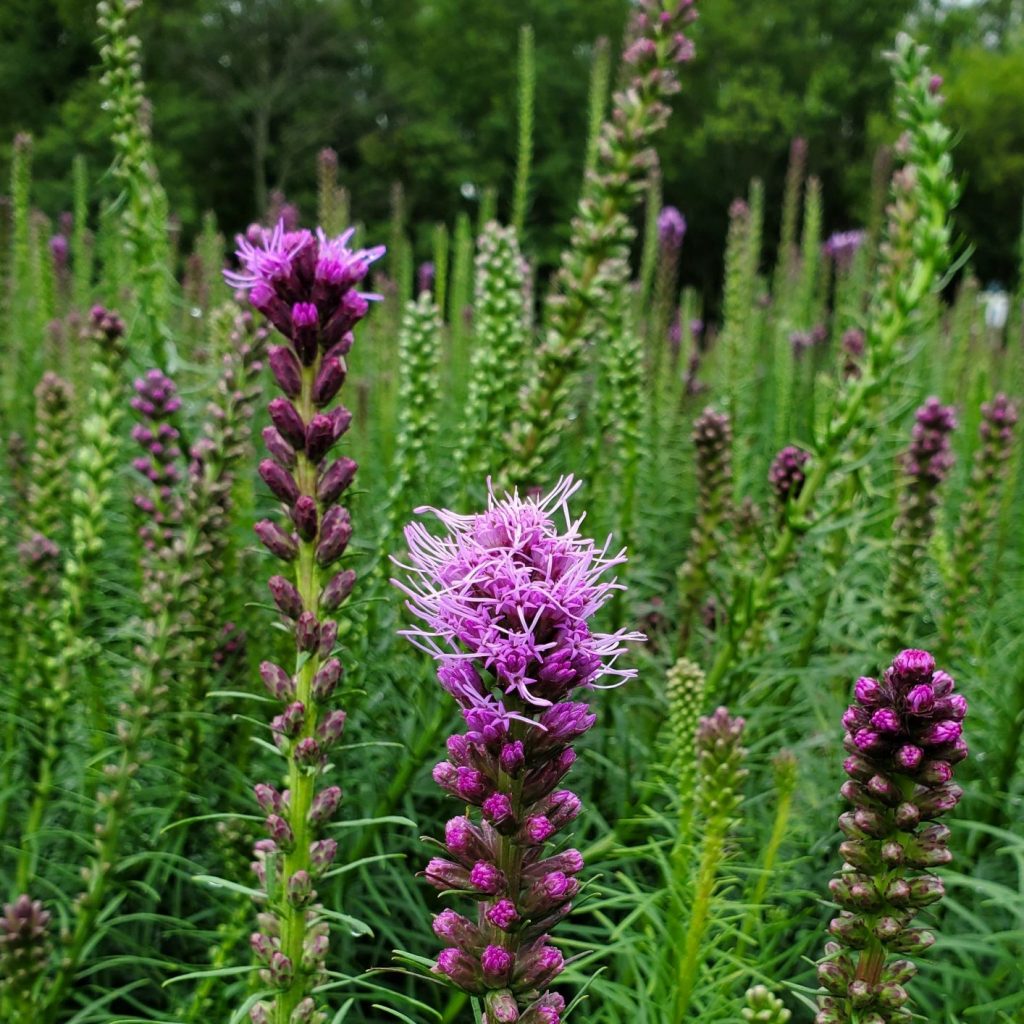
[313,355,346,406]
[251,931,274,963]
[485,990,520,1023]
[469,860,506,895]
[268,398,308,451]
[482,792,515,829]
[513,943,564,990]
[295,612,321,652]
[434,947,484,993]
[424,858,471,892]
[295,738,321,765]
[312,658,343,702]
[306,413,340,463]
[268,950,294,988]
[260,661,295,700]
[499,741,525,776]
[890,928,935,954]
[273,702,306,738]
[262,426,296,468]
[254,784,284,814]
[255,519,298,561]
[318,457,358,503]
[444,816,488,862]
[259,460,300,506]
[320,569,356,612]
[318,621,338,658]
[309,838,338,875]
[481,945,513,986]
[486,899,519,930]
[268,575,304,619]
[316,508,353,566]
[308,786,341,824]
[290,997,319,1024]
[268,345,302,397]
[291,496,318,541]
[318,709,347,747]
[906,874,944,906]
[894,744,923,770]
[432,908,482,947]
[915,783,963,817]
[266,814,294,850]
[287,870,315,907]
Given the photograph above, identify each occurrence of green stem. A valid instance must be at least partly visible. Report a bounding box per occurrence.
[274,359,324,1024]
[673,831,725,1022]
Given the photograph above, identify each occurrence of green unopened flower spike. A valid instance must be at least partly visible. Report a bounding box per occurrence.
[27,372,75,547]
[457,221,529,495]
[674,707,748,1021]
[666,657,706,829]
[385,290,443,539]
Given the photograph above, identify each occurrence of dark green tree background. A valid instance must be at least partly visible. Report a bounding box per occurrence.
[2,0,1022,292]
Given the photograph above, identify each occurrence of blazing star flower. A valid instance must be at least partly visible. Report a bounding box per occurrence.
[657,206,687,251]
[823,230,867,270]
[235,218,380,1024]
[395,476,642,711]
[817,650,967,1024]
[225,220,385,363]
[393,477,643,1022]
[769,445,811,505]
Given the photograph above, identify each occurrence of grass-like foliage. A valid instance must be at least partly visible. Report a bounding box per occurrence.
[0,2,1021,1023]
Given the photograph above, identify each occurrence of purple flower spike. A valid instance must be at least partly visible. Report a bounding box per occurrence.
[657,205,686,251]
[819,650,967,1022]
[392,476,644,1015]
[232,217,380,1023]
[769,445,811,505]
[823,229,867,270]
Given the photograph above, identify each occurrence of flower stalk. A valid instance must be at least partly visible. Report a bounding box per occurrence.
[393,477,643,1021]
[816,649,967,1024]
[227,220,383,1024]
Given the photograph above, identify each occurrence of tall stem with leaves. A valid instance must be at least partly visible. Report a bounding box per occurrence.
[97,0,173,362]
[704,34,958,701]
[227,221,383,1024]
[512,25,535,235]
[505,0,700,488]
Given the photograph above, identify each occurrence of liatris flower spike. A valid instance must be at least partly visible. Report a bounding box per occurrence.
[226,221,382,1024]
[0,895,52,1013]
[769,445,811,506]
[393,476,643,1022]
[657,205,687,253]
[884,399,956,644]
[817,649,967,1024]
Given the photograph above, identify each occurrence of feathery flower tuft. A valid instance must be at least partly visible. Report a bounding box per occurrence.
[817,649,966,1024]
[657,205,687,252]
[393,477,643,1019]
[225,220,384,362]
[823,230,867,270]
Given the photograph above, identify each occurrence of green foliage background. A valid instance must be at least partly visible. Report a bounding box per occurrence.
[3,0,1024,291]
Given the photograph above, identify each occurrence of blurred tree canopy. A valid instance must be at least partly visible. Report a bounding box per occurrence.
[1,0,1022,295]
